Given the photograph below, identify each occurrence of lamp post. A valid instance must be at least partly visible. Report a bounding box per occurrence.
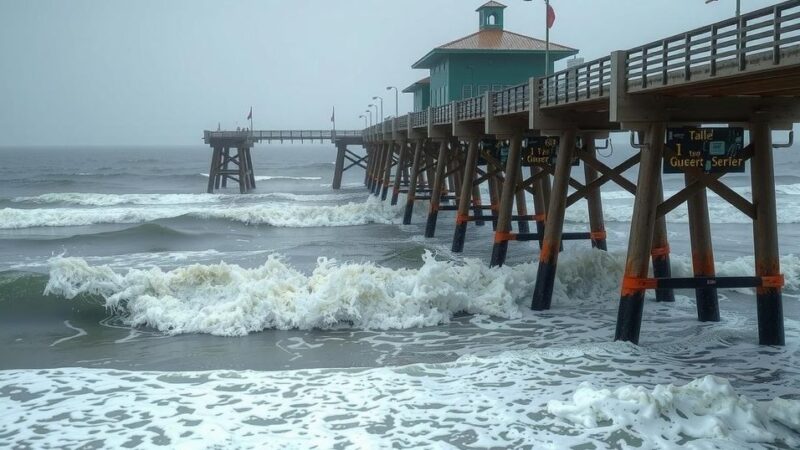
[359,114,368,128]
[369,103,379,129]
[705,0,741,17]
[386,87,399,118]
[365,110,373,128]
[372,96,384,124]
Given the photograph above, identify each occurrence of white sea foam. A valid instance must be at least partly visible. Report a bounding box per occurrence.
[44,251,537,335]
[548,375,800,448]
[560,185,800,224]
[199,173,321,181]
[43,249,800,336]
[10,191,364,206]
[0,197,399,229]
[1,362,797,449]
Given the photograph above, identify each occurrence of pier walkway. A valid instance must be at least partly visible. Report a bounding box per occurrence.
[354,1,800,347]
[202,130,364,193]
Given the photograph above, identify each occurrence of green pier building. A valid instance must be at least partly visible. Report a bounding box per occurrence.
[404,1,578,111]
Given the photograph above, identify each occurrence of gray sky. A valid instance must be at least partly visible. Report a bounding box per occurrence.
[0,0,784,146]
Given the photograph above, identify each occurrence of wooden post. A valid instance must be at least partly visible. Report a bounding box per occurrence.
[207,146,221,193]
[651,179,675,302]
[750,122,784,345]
[381,142,395,201]
[532,165,547,248]
[531,128,577,310]
[237,147,248,194]
[245,148,256,189]
[515,165,530,234]
[215,147,227,190]
[364,145,375,188]
[490,135,522,267]
[685,172,719,320]
[221,148,230,188]
[583,137,607,250]
[615,123,665,344]
[391,141,409,205]
[425,140,449,238]
[403,140,424,225]
[452,137,479,252]
[488,170,501,230]
[372,143,386,195]
[472,184,485,227]
[424,142,437,192]
[333,142,346,190]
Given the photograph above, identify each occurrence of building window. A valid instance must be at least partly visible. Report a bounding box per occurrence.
[462,85,473,99]
[488,14,496,25]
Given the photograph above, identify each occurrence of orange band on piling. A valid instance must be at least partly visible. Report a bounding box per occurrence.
[651,245,671,257]
[494,232,517,243]
[622,276,658,294]
[490,204,499,211]
[591,231,607,240]
[533,213,547,221]
[761,274,785,288]
[456,214,471,225]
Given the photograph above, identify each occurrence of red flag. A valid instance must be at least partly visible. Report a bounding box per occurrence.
[246,107,252,120]
[546,3,556,29]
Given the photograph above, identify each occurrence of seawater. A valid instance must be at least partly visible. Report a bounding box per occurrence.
[1,144,799,449]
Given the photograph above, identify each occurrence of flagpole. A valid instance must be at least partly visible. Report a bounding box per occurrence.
[545,0,550,77]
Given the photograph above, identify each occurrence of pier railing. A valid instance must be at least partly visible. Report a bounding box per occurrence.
[538,56,612,107]
[360,0,798,135]
[457,95,485,121]
[626,1,800,91]
[204,129,362,144]
[493,83,529,116]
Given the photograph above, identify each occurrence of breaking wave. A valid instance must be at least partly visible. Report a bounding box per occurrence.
[0,197,400,229]
[41,249,800,336]
[8,191,365,207]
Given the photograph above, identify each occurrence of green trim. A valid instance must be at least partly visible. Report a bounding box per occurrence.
[412,48,577,69]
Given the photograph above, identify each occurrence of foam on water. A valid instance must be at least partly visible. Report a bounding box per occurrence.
[9,191,365,206]
[43,249,800,336]
[1,350,797,449]
[548,375,800,448]
[0,196,400,229]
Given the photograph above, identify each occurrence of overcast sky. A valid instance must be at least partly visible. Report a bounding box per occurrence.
[0,0,785,146]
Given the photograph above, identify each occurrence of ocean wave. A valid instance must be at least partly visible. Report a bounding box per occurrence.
[0,197,399,229]
[0,363,796,449]
[41,249,800,336]
[9,191,366,207]
[548,375,800,447]
[199,173,322,181]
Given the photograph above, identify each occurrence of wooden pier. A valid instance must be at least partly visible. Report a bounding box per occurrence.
[203,130,364,193]
[347,2,800,346]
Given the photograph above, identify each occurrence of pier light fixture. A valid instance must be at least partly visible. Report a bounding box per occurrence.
[368,104,379,124]
[705,0,742,18]
[364,110,373,127]
[386,86,399,118]
[359,114,368,128]
[372,96,384,124]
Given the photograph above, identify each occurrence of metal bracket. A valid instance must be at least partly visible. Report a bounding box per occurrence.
[773,131,794,149]
[630,132,648,149]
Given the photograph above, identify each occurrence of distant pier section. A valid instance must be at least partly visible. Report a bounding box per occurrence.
[203,129,363,193]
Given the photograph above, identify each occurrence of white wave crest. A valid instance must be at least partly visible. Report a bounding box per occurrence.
[0,197,398,229]
[45,251,536,335]
[42,248,800,336]
[10,191,364,207]
[199,173,321,181]
[548,375,800,447]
